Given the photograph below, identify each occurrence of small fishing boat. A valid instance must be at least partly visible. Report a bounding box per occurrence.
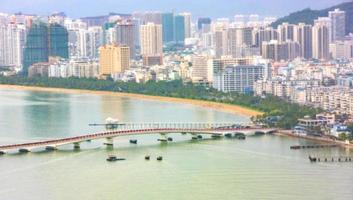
[157,156,163,161]
[130,139,137,144]
[145,155,150,160]
[106,155,126,162]
[308,156,317,162]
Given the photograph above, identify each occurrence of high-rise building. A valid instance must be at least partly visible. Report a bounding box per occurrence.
[0,23,26,68]
[174,15,185,44]
[227,27,254,58]
[247,14,260,27]
[87,26,103,58]
[180,12,191,38]
[254,27,278,54]
[49,23,69,59]
[329,40,353,59]
[197,17,211,31]
[328,8,345,41]
[213,65,267,93]
[312,18,330,60]
[278,23,295,42]
[99,44,130,76]
[214,29,228,57]
[132,12,162,25]
[116,19,136,58]
[262,40,300,61]
[233,15,245,27]
[140,23,163,56]
[162,13,174,43]
[22,21,69,74]
[23,21,49,73]
[296,23,312,59]
[191,55,212,83]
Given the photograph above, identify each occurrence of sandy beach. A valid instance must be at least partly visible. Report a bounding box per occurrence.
[0,84,263,117]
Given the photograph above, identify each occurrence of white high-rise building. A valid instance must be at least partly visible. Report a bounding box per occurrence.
[234,15,245,27]
[87,26,103,58]
[140,23,163,56]
[180,12,191,38]
[105,27,117,45]
[312,18,331,60]
[213,64,268,93]
[328,8,346,41]
[0,23,26,68]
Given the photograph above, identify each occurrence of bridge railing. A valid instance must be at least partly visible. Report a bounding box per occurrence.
[109,122,250,131]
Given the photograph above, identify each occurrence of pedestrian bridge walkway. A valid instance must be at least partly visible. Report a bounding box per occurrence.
[0,123,276,154]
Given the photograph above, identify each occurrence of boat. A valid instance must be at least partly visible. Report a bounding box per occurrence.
[106,155,126,162]
[157,156,163,161]
[145,155,150,160]
[158,138,168,142]
[130,139,137,144]
[308,156,317,162]
[237,135,246,140]
[191,136,198,140]
[290,145,301,149]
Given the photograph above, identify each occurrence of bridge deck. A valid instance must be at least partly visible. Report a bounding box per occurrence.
[0,127,276,152]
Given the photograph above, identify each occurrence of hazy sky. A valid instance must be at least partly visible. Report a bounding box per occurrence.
[0,0,349,19]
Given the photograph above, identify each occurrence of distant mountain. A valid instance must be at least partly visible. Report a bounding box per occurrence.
[271,1,353,35]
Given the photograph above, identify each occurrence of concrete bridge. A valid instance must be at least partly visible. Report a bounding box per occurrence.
[0,123,276,154]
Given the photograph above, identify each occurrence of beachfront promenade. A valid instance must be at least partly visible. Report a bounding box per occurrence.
[0,123,276,154]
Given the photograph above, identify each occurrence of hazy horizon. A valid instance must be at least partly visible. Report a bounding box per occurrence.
[0,0,349,19]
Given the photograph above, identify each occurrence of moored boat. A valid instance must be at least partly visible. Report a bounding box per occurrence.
[106,155,126,162]
[130,139,137,144]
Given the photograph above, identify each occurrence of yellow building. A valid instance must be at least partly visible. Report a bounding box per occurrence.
[99,44,130,76]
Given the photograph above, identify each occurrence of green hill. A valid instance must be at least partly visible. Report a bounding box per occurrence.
[272,1,353,35]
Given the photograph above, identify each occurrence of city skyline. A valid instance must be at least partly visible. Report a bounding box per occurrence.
[0,0,349,19]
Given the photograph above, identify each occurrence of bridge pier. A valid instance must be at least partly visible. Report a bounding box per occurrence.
[19,148,30,153]
[104,137,114,146]
[73,142,80,149]
[211,134,222,139]
[45,146,57,151]
[191,133,198,140]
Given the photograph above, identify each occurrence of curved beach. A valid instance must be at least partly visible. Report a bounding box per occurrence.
[0,84,262,117]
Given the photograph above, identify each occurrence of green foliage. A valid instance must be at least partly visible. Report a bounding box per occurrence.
[338,133,348,141]
[0,76,321,129]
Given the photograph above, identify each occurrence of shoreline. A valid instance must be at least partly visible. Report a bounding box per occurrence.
[274,130,353,148]
[0,84,263,117]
